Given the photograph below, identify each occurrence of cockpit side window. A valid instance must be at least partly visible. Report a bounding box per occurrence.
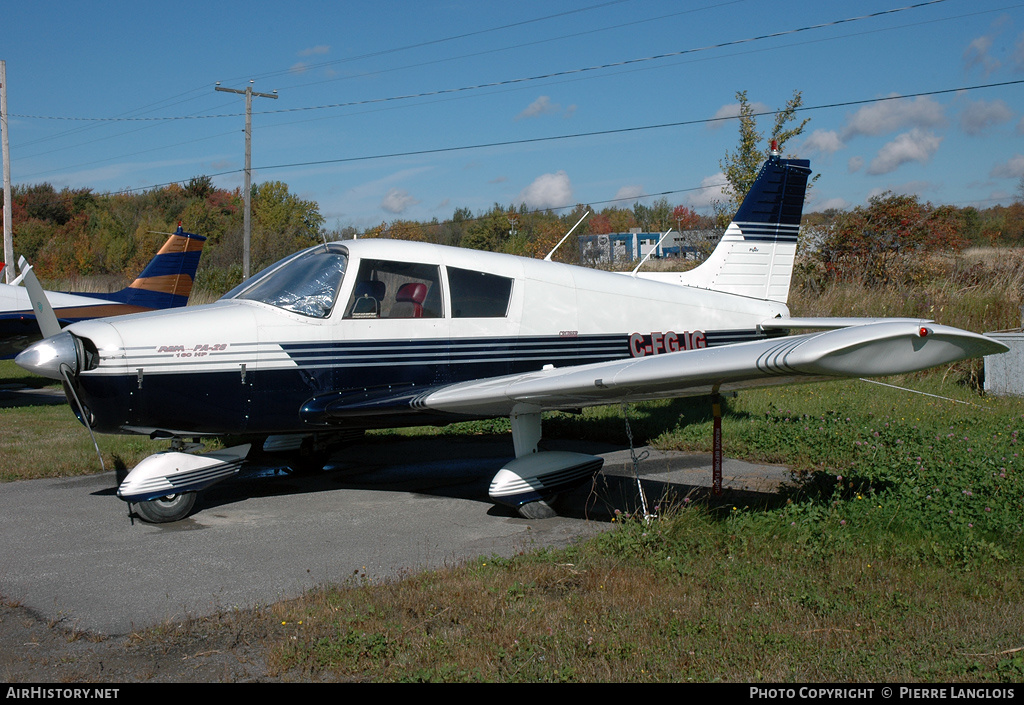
[229,244,348,318]
[448,266,513,318]
[344,259,442,319]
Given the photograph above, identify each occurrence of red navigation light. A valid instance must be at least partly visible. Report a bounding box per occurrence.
[919,327,930,337]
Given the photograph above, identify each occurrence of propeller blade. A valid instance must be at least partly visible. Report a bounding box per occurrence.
[17,257,62,339]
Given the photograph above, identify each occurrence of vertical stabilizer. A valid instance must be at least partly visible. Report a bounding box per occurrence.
[107,224,207,308]
[638,151,811,303]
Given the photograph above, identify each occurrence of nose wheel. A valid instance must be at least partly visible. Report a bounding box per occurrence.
[133,492,197,523]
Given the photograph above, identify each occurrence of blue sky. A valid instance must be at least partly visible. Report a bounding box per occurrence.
[4,0,1024,231]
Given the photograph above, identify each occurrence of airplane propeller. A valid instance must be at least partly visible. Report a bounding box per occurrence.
[16,260,106,473]
[17,257,61,338]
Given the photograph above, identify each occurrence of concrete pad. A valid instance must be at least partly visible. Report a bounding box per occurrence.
[0,434,792,635]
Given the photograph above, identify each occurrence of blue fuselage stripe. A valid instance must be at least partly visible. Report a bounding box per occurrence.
[76,329,768,435]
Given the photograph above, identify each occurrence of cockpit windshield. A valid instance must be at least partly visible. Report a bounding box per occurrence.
[224,244,348,318]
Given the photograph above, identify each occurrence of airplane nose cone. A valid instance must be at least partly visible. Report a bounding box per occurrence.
[15,331,79,380]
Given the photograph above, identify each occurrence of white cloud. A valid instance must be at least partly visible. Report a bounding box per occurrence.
[614,185,645,202]
[1014,31,1024,72]
[707,101,771,130]
[811,197,849,212]
[848,156,864,173]
[380,188,419,214]
[990,154,1024,179]
[959,99,1013,135]
[517,171,573,210]
[516,96,561,121]
[299,45,330,57]
[867,130,942,175]
[964,34,999,75]
[802,129,844,156]
[687,173,728,209]
[840,95,945,140]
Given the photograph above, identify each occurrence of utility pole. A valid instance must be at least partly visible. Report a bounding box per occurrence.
[215,81,277,280]
[2,61,13,284]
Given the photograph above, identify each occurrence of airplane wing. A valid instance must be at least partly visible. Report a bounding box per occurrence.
[758,316,936,330]
[300,320,1009,424]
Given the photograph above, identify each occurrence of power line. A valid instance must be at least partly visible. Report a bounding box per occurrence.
[236,0,639,84]
[11,0,990,182]
[250,79,1024,173]
[9,0,953,123]
[77,77,1022,201]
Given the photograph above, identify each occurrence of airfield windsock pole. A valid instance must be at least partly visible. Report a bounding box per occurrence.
[1,61,13,284]
[215,81,277,280]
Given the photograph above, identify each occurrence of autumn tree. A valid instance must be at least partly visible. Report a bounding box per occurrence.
[250,181,325,270]
[814,192,968,286]
[632,197,673,233]
[672,205,703,231]
[718,89,811,223]
[379,219,427,241]
[462,204,520,252]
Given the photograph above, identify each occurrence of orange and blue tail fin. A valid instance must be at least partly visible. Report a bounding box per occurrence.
[103,225,206,309]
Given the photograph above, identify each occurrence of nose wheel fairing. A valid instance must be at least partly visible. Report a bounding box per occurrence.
[116,444,252,504]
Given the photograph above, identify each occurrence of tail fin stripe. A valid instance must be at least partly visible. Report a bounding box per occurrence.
[645,154,811,303]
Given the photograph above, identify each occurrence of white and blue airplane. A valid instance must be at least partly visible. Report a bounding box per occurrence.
[15,149,1009,523]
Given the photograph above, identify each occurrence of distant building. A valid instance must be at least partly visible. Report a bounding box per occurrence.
[578,228,723,265]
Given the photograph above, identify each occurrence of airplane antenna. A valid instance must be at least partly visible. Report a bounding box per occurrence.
[147,221,186,237]
[544,210,590,261]
[630,227,674,276]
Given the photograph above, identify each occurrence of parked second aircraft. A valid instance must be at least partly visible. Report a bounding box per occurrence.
[0,225,205,358]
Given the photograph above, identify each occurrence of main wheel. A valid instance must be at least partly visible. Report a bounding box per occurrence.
[133,492,197,523]
[517,497,558,519]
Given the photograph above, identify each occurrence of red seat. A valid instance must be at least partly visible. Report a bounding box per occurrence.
[394,282,427,318]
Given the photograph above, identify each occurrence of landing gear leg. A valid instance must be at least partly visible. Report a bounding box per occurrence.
[510,409,550,518]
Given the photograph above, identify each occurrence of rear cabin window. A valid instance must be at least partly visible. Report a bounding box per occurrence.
[344,259,442,319]
[448,267,513,318]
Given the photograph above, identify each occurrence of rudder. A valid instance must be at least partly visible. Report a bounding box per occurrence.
[110,224,206,309]
[639,149,811,303]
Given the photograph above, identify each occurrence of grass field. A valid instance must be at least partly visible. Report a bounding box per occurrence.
[3,356,1022,682]
[0,360,167,481]
[248,374,1024,682]
[2,247,1023,681]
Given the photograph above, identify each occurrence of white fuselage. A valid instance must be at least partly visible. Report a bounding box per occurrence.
[49,239,789,436]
